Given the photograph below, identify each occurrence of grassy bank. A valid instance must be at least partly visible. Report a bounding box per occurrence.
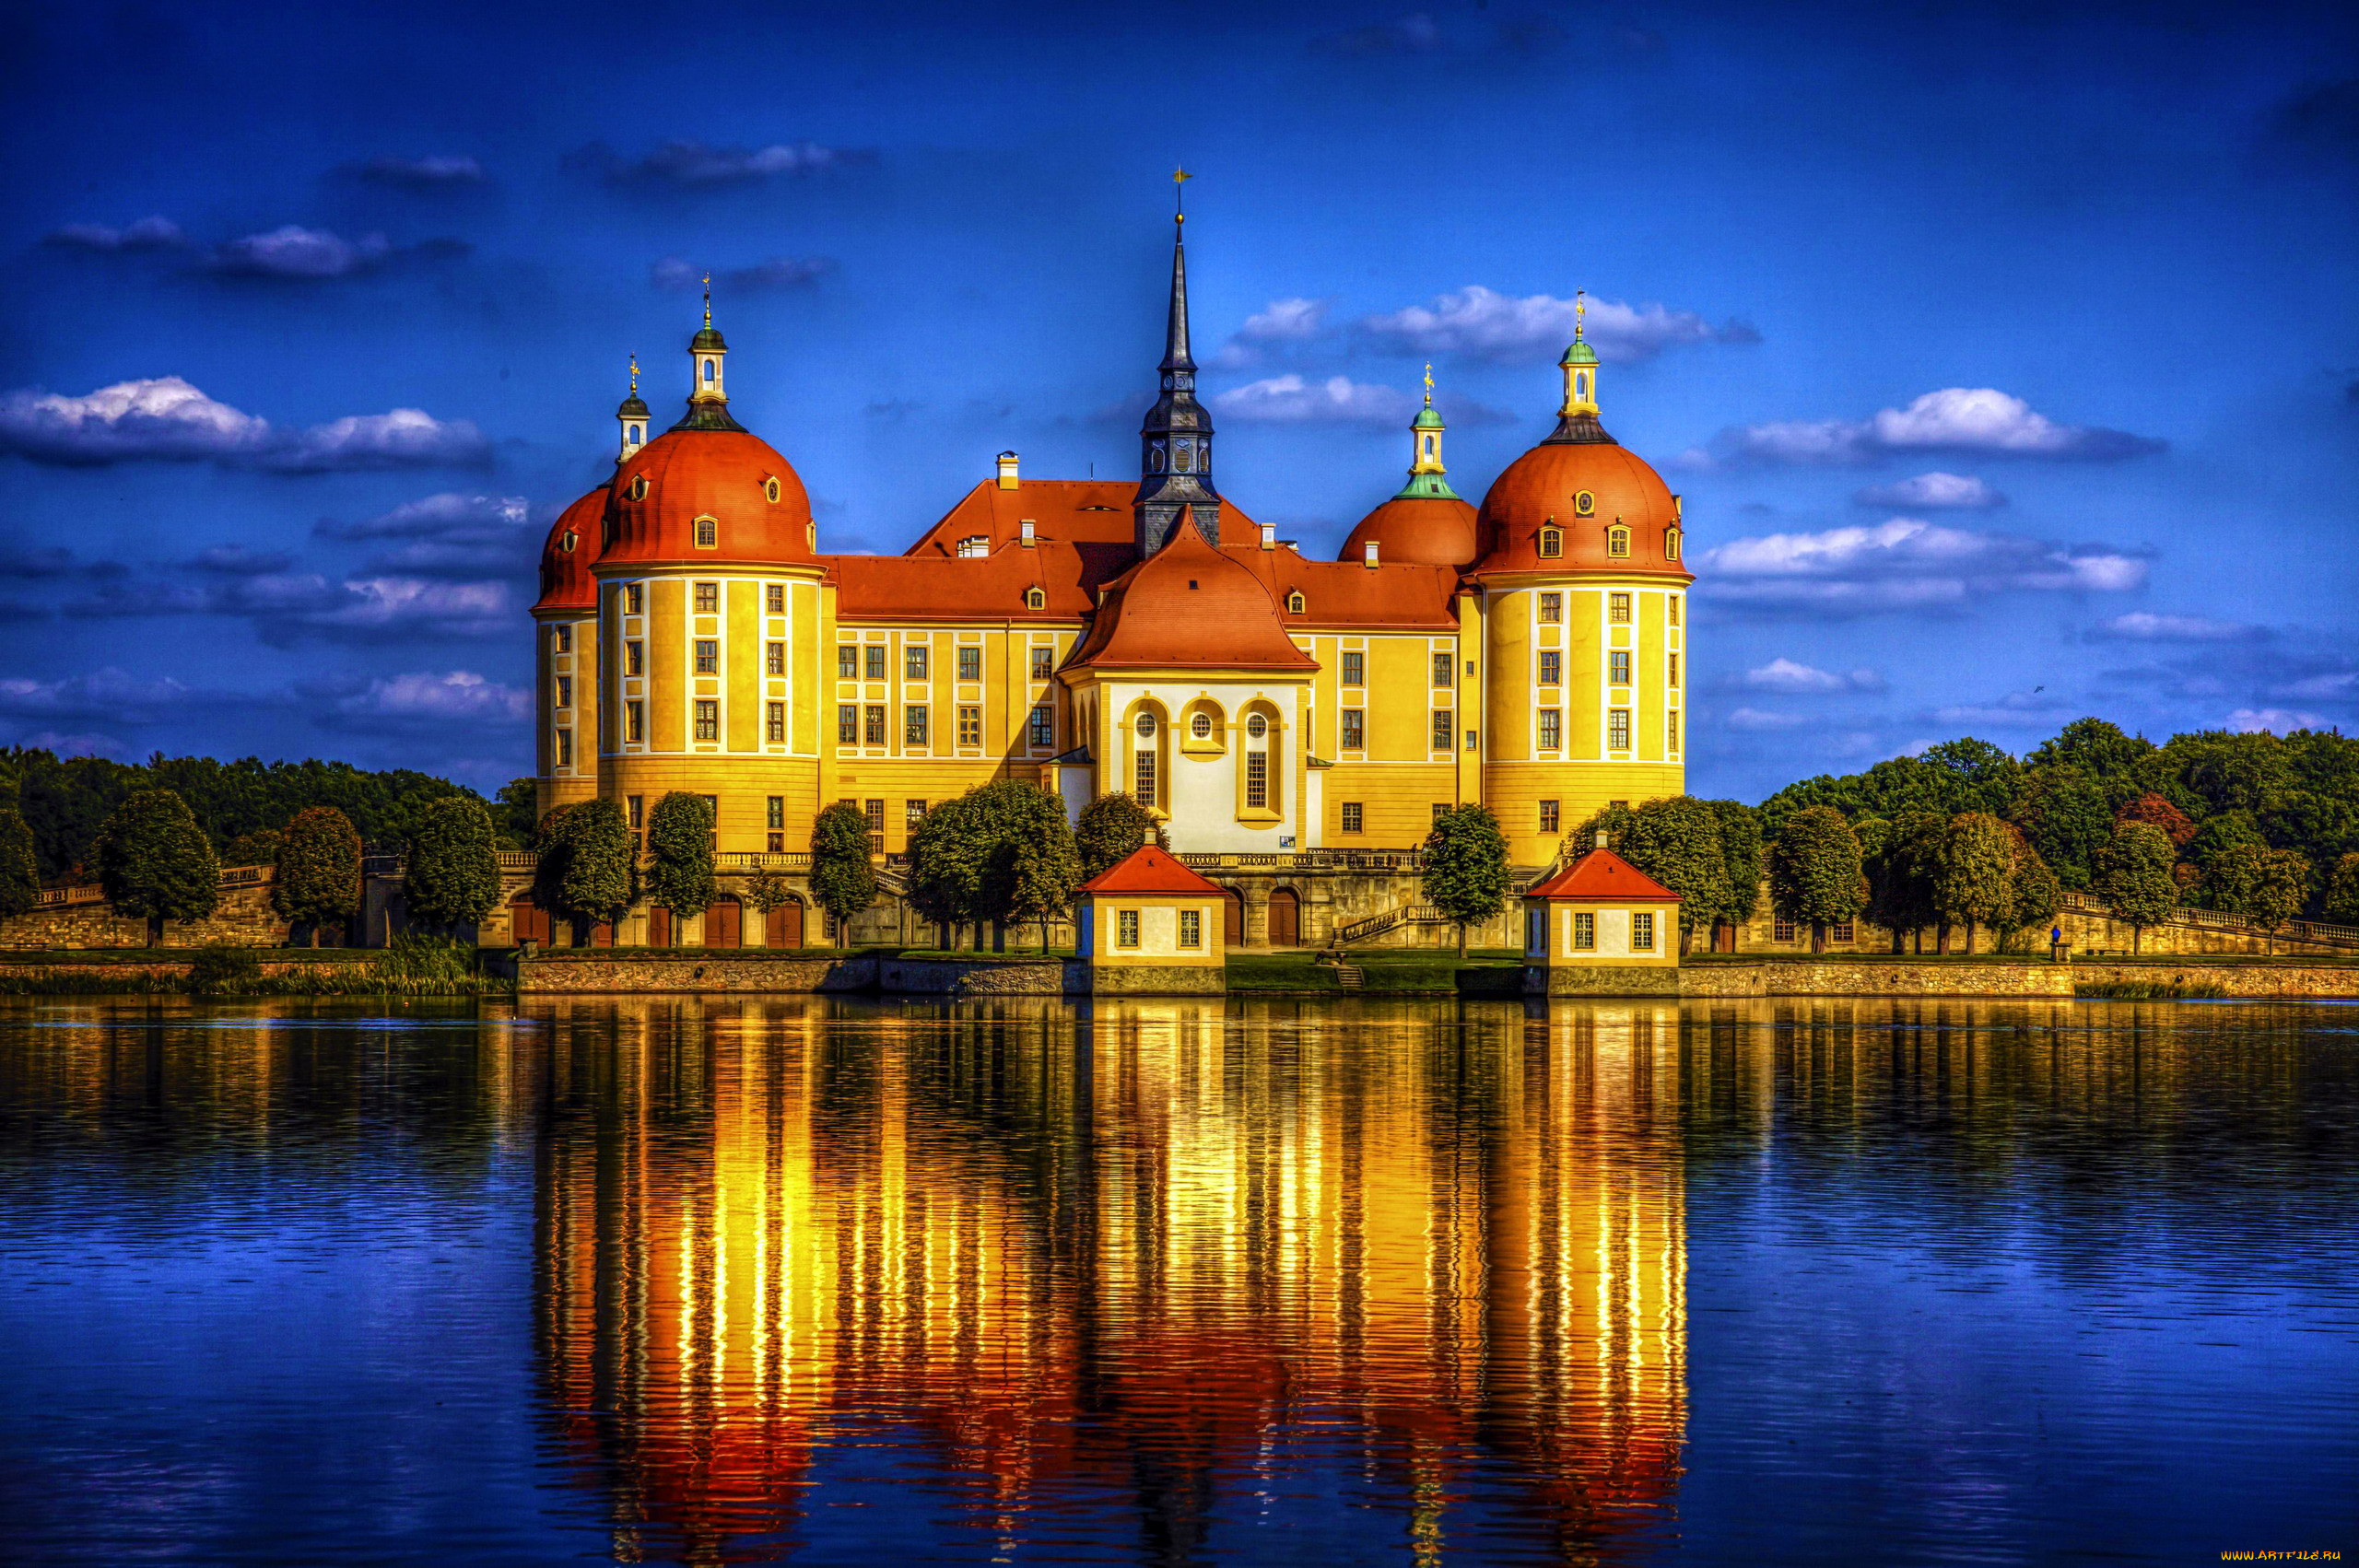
[0,937,509,998]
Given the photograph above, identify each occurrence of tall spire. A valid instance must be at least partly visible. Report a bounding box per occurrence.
[1134,170,1220,555]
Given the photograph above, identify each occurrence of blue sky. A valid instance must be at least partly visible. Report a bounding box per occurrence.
[2,0,2353,799]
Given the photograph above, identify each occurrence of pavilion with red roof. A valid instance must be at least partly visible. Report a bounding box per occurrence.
[1074,845,1227,993]
[1521,834,1683,995]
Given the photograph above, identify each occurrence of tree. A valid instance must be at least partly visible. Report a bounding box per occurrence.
[2010,767,2112,889]
[1615,797,1734,954]
[224,829,283,866]
[980,783,1080,952]
[809,802,877,947]
[2188,810,2268,901]
[1076,792,1169,883]
[2325,854,2359,929]
[1423,804,1512,957]
[2004,841,2062,954]
[0,807,39,919]
[404,797,502,932]
[493,778,541,848]
[272,805,362,946]
[2026,718,2154,802]
[1930,813,2017,954]
[2115,791,2196,851]
[92,789,220,944]
[644,793,717,942]
[1865,813,1945,953]
[745,869,797,944]
[2092,821,2177,954]
[2208,844,2309,954]
[1766,806,1864,953]
[1710,801,1765,926]
[535,799,633,939]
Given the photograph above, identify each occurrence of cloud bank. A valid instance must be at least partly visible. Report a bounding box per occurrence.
[1742,658,1886,694]
[1698,518,2149,611]
[1716,388,2165,465]
[0,379,489,471]
[352,155,487,188]
[569,139,868,187]
[1851,471,2007,509]
[1358,287,1758,364]
[43,216,187,252]
[651,254,837,292]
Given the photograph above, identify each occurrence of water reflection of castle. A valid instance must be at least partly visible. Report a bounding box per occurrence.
[534,999,1687,1563]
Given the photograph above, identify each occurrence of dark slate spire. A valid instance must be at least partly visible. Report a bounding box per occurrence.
[1134,172,1220,556]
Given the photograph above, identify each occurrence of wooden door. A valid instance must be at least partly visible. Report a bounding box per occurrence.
[1222,888,1244,947]
[707,897,742,947]
[1267,888,1299,948]
[767,899,804,950]
[650,907,672,948]
[509,895,547,946]
[591,920,613,948]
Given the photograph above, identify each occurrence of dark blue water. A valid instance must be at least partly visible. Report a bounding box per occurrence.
[0,997,2353,1564]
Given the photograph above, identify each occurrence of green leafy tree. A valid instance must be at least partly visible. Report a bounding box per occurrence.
[907,792,990,949]
[2207,844,2310,954]
[272,805,362,946]
[1931,813,2017,954]
[92,789,220,945]
[2004,841,2062,953]
[1422,804,1512,957]
[979,783,1080,952]
[644,793,718,942]
[2092,821,2178,954]
[1919,738,2023,816]
[2026,718,2155,804]
[404,796,502,932]
[1615,797,1735,954]
[745,869,797,945]
[1709,800,1765,924]
[1766,806,1864,953]
[2010,767,2112,889]
[535,799,633,940]
[493,778,541,848]
[809,802,877,947]
[224,829,283,866]
[2322,853,2359,928]
[0,807,39,919]
[1864,812,1945,953]
[1076,792,1169,883]
[2187,810,2269,902]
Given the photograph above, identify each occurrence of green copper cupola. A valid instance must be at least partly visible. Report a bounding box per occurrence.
[1393,365,1461,501]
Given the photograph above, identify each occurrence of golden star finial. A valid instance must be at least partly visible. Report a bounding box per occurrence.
[702,274,712,326]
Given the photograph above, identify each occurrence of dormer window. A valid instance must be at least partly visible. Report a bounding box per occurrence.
[694,515,718,549]
[629,474,649,501]
[1575,490,1595,516]
[558,530,576,553]
[1285,591,1305,614]
[1539,527,1563,558]
[1665,528,1682,560]
[957,535,989,558]
[764,477,780,504]
[1023,587,1046,610]
[1608,526,1630,557]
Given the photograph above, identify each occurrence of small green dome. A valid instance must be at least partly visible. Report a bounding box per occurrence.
[1560,340,1598,368]
[690,325,728,353]
[617,393,650,419]
[1412,404,1445,429]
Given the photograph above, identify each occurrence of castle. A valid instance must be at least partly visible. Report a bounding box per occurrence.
[529,212,1691,946]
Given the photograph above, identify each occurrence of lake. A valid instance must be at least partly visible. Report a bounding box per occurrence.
[1,996,2353,1565]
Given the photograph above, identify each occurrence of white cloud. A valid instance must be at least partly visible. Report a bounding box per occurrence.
[1699,518,2149,613]
[2228,707,2328,735]
[319,492,530,541]
[208,226,392,279]
[573,139,864,186]
[1726,707,1811,731]
[1743,658,1885,694]
[1720,388,2165,466]
[44,216,187,252]
[2092,612,2268,643]
[1210,297,1333,368]
[64,571,510,644]
[0,668,215,722]
[318,670,529,731]
[1851,471,2007,509]
[1211,374,1418,425]
[1357,286,1755,364]
[0,378,487,471]
[651,254,837,292]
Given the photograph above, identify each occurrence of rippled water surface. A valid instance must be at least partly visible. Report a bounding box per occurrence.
[1,996,2354,1565]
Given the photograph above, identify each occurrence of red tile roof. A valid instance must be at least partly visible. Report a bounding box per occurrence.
[1066,510,1317,673]
[1076,844,1227,896]
[599,429,816,568]
[1473,440,1692,581]
[1222,543,1461,631]
[1522,848,1681,902]
[534,482,606,613]
[1338,494,1479,570]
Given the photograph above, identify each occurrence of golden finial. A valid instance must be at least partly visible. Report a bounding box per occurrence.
[702,274,711,326]
[1575,288,1586,341]
[1172,166,1191,223]
[628,353,639,393]
[1423,362,1435,405]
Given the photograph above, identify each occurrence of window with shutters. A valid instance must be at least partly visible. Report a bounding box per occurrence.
[957,646,980,681]
[694,700,718,741]
[957,706,981,747]
[1431,709,1452,750]
[1538,650,1561,685]
[864,706,886,745]
[765,703,785,743]
[1341,709,1364,750]
[1341,650,1364,686]
[695,639,718,673]
[694,582,718,613]
[1341,802,1363,834]
[1609,708,1631,750]
[837,705,858,743]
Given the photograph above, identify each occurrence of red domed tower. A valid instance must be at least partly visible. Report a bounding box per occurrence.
[1473,294,1693,864]
[533,474,608,812]
[1338,369,1478,570]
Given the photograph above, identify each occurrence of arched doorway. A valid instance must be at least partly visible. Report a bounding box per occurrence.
[509,893,549,946]
[1267,887,1300,948]
[766,898,804,950]
[1222,886,1245,947]
[705,895,743,947]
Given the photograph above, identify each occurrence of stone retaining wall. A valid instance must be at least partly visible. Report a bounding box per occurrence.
[0,882,292,950]
[2072,961,2359,998]
[1682,957,2077,998]
[518,953,876,994]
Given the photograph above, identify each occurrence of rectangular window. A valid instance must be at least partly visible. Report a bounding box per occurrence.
[1434,803,1449,824]
[1668,651,1680,687]
[957,705,982,747]
[556,674,572,708]
[556,729,573,766]
[1609,708,1631,751]
[1029,703,1053,748]
[1669,596,1682,626]
[554,624,572,654]
[1609,650,1631,685]
[1540,592,1562,624]
[1609,592,1632,624]
[1668,709,1681,753]
[1246,751,1268,810]
[766,642,785,676]
[694,700,719,741]
[694,516,717,549]
[627,701,644,743]
[838,645,859,679]
[905,705,929,746]
[907,800,928,828]
[956,646,981,682]
[1179,908,1202,949]
[627,640,644,676]
[1432,652,1453,688]
[695,639,719,673]
[1341,650,1364,686]
[1341,802,1363,835]
[1832,920,1856,943]
[864,705,886,745]
[1431,709,1453,751]
[864,799,885,839]
[766,796,784,830]
[1538,650,1561,685]
[1117,909,1140,949]
[1774,916,1798,943]
[1134,748,1156,808]
[765,583,784,614]
[765,702,785,743]
[1030,647,1053,681]
[905,645,929,680]
[1633,912,1656,952]
[838,704,859,743]
[1341,708,1365,750]
[1539,709,1562,749]
[694,582,718,614]
[1540,800,1560,833]
[1574,911,1597,951]
[628,795,645,829]
[625,583,644,615]
[864,645,886,681]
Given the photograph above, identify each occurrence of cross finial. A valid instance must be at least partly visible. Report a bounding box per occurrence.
[1172,166,1191,224]
[1423,362,1435,405]
[1575,288,1585,342]
[702,274,711,326]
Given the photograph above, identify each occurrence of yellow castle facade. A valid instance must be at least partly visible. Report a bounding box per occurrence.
[531,219,1692,876]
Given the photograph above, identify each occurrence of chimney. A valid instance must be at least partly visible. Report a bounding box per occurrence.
[1019,518,1036,548]
[1594,828,1609,850]
[1260,521,1275,551]
[996,451,1019,490]
[1363,540,1379,569]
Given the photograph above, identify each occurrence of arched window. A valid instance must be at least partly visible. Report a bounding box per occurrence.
[1023,587,1045,610]
[1173,440,1192,473]
[1664,528,1682,560]
[694,515,718,549]
[1423,435,1436,458]
[1575,490,1595,516]
[1575,372,1590,401]
[1539,527,1562,558]
[628,424,643,444]
[1608,526,1629,557]
[703,358,716,383]
[764,477,780,504]
[1148,441,1167,474]
[1286,591,1305,614]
